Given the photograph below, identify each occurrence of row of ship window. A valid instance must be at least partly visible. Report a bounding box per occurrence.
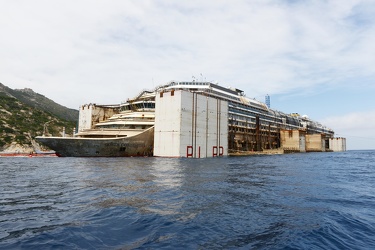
[229,104,301,128]
[121,103,155,111]
[97,125,150,129]
[170,82,210,86]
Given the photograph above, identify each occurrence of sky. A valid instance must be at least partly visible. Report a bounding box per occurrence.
[1,0,374,150]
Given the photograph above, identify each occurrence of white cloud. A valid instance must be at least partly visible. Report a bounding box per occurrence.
[0,1,374,114]
[322,110,375,150]
[323,110,375,130]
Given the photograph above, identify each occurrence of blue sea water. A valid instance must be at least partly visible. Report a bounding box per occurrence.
[0,151,374,249]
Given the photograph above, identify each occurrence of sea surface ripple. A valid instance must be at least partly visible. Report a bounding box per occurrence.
[0,150,374,249]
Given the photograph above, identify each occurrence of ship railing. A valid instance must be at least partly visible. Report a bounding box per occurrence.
[127,83,171,102]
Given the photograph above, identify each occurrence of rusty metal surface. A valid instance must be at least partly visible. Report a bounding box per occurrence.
[36,127,154,157]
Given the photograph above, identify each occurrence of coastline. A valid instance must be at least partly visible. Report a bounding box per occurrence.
[0,152,57,157]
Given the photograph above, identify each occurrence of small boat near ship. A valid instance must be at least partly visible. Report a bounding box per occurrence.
[0,152,57,157]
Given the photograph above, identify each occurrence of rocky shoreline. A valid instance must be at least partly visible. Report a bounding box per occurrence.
[0,140,56,156]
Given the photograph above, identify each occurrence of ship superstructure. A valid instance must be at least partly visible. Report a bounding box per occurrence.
[36,91,156,157]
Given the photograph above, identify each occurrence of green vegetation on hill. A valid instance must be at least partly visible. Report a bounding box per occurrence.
[0,84,77,151]
[10,88,79,122]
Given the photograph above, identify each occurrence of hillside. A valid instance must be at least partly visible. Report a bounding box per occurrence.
[0,83,77,153]
[0,83,78,121]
